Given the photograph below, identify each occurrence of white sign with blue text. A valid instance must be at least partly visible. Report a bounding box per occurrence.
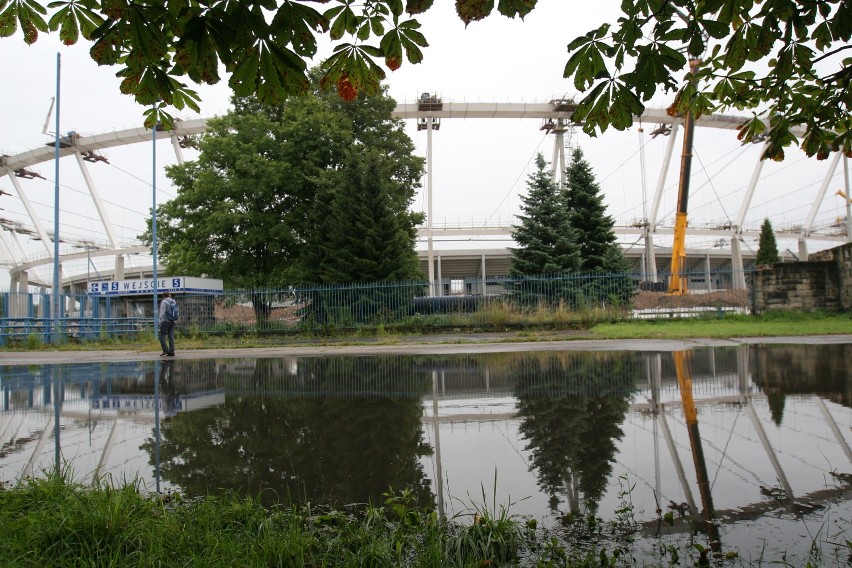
[87,277,223,296]
[89,277,184,295]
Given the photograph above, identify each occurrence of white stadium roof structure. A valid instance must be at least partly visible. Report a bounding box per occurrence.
[1,97,849,294]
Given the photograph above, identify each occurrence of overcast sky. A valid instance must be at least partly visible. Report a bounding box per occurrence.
[1,1,848,287]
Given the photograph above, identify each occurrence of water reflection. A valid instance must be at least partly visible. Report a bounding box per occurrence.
[1,344,850,560]
[143,357,434,508]
[511,352,639,516]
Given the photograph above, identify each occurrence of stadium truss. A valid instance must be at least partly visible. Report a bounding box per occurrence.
[0,99,849,294]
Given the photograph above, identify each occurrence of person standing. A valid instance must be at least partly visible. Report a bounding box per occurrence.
[158,291,178,357]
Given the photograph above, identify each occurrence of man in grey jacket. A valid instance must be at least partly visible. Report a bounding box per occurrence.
[158,291,177,357]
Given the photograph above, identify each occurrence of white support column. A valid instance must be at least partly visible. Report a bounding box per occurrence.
[436,254,443,297]
[564,471,580,514]
[704,254,711,292]
[114,253,125,280]
[738,346,795,508]
[0,415,24,446]
[3,230,28,265]
[431,370,445,520]
[550,119,566,187]
[648,354,662,509]
[93,419,121,481]
[0,230,17,265]
[735,142,769,231]
[746,402,795,506]
[648,122,680,228]
[8,272,20,318]
[814,398,852,464]
[801,152,842,250]
[643,234,657,282]
[170,133,186,165]
[480,254,487,295]
[74,151,118,248]
[659,405,698,514]
[66,281,74,314]
[38,286,47,319]
[730,142,770,274]
[426,118,435,296]
[730,237,745,289]
[7,173,53,256]
[798,238,809,260]
[17,270,29,317]
[708,347,716,378]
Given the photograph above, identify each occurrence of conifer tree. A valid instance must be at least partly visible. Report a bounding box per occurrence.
[564,147,624,272]
[509,154,581,306]
[510,154,581,277]
[564,147,635,308]
[307,150,421,284]
[756,218,780,265]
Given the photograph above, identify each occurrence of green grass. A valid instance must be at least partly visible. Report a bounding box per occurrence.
[588,311,852,340]
[1,310,849,352]
[0,473,571,568]
[3,472,848,567]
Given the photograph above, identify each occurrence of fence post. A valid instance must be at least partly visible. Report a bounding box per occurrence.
[42,292,52,343]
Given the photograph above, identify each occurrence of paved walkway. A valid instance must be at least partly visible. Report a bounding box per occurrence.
[1,333,850,366]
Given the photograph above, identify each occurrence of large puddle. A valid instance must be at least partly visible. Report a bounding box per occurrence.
[2,343,850,562]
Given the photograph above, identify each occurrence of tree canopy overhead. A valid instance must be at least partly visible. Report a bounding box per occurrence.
[562,0,851,161]
[5,0,849,159]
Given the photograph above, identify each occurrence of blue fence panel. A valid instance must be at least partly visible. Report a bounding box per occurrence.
[0,268,755,344]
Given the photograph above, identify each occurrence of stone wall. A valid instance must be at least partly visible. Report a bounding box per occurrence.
[752,242,852,313]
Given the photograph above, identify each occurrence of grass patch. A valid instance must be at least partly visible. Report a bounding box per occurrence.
[2,309,849,353]
[0,473,573,568]
[4,471,847,567]
[588,311,852,340]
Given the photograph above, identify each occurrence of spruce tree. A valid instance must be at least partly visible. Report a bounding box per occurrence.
[301,148,424,325]
[564,147,634,308]
[509,154,580,306]
[311,149,422,284]
[756,218,780,265]
[564,147,623,272]
[510,154,581,277]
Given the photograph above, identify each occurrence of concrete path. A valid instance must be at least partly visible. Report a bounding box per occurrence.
[1,334,850,366]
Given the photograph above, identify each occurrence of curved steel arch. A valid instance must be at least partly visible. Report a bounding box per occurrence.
[1,101,846,292]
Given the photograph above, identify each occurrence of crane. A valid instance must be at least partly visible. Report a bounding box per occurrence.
[667,58,701,295]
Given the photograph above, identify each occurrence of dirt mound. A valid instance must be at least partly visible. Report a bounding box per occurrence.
[214,304,301,325]
[632,290,749,310]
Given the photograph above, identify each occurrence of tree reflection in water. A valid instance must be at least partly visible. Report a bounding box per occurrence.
[143,356,434,509]
[510,351,643,516]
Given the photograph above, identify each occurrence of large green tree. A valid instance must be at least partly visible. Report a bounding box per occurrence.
[6,1,848,159]
[145,81,424,292]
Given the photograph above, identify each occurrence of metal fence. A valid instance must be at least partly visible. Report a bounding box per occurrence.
[0,268,754,345]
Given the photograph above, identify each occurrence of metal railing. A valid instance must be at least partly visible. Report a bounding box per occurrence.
[0,268,754,344]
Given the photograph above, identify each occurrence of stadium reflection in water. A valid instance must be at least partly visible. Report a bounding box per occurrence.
[1,344,850,561]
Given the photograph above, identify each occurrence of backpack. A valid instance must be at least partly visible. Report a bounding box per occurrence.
[166,298,180,322]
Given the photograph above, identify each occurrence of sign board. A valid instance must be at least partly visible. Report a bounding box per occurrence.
[91,391,226,415]
[88,276,223,296]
